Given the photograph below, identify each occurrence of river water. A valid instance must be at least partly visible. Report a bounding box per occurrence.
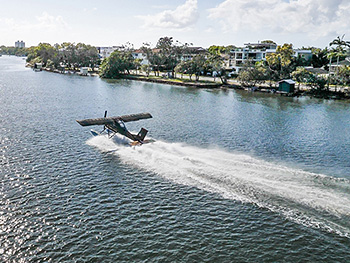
[1,56,350,262]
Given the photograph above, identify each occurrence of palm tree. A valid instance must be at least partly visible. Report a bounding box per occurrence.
[329,35,350,91]
[330,35,347,73]
[327,49,336,91]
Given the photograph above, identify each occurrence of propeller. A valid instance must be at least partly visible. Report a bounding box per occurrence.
[101,110,107,134]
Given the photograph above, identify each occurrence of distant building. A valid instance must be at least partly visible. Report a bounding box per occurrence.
[97,46,123,59]
[294,49,313,62]
[132,50,149,65]
[227,42,312,73]
[228,43,277,73]
[181,47,207,61]
[15,40,25,48]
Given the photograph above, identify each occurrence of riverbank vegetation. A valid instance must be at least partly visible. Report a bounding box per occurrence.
[0,46,28,56]
[100,37,228,84]
[24,42,100,72]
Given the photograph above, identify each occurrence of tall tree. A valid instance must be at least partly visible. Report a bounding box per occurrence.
[207,54,227,84]
[311,48,329,68]
[99,49,134,78]
[328,35,350,91]
[330,35,349,73]
[291,67,313,90]
[266,43,295,80]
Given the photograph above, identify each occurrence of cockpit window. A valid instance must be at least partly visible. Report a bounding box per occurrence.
[118,120,126,128]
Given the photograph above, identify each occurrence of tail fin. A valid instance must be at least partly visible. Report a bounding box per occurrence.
[136,128,148,141]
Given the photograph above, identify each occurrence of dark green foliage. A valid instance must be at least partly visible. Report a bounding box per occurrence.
[99,50,134,78]
[0,46,28,56]
[25,42,100,70]
[311,48,329,68]
[208,45,235,55]
[237,62,269,87]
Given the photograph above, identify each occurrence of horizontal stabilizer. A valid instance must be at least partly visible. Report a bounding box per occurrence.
[76,112,152,127]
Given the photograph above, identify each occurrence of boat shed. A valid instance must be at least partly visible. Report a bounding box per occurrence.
[80,67,89,76]
[278,79,295,93]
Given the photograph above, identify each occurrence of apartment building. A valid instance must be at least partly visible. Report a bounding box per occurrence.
[228,42,312,73]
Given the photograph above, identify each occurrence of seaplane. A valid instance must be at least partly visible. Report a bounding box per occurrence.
[76,111,153,146]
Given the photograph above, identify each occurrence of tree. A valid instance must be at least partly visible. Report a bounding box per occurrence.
[207,54,227,84]
[338,65,350,86]
[261,40,277,45]
[26,43,56,66]
[174,61,186,79]
[208,45,224,55]
[330,36,349,68]
[141,42,161,76]
[305,74,327,92]
[328,35,350,91]
[208,45,235,55]
[175,60,196,80]
[291,67,313,90]
[134,58,142,75]
[191,54,207,81]
[311,48,329,68]
[75,43,100,69]
[156,36,184,77]
[141,64,151,77]
[266,43,295,80]
[99,50,134,78]
[25,42,100,71]
[237,62,269,87]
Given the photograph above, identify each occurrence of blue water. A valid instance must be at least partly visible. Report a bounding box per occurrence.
[1,56,350,262]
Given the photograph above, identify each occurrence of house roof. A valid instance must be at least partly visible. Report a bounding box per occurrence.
[279,79,296,84]
[294,49,312,54]
[304,67,328,75]
[330,58,350,66]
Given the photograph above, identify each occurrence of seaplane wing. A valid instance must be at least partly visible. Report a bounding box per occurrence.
[119,113,153,123]
[76,112,152,126]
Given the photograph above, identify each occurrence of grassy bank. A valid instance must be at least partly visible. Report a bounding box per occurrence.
[124,74,222,88]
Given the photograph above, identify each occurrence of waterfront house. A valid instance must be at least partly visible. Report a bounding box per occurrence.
[227,42,312,73]
[132,50,149,65]
[228,42,277,73]
[329,57,350,74]
[278,79,295,93]
[304,67,328,78]
[181,47,207,61]
[294,49,312,62]
[97,46,123,59]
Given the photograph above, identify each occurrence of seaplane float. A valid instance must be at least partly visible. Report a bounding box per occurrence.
[76,111,153,146]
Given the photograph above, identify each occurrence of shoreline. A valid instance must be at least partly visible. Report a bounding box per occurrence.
[36,66,350,100]
[124,75,221,89]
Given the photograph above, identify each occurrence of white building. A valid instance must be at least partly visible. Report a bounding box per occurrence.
[97,46,123,59]
[228,42,312,73]
[15,40,25,48]
[181,47,207,61]
[132,50,149,65]
[294,49,313,62]
[228,43,277,73]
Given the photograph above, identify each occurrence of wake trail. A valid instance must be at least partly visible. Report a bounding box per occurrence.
[87,135,350,238]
